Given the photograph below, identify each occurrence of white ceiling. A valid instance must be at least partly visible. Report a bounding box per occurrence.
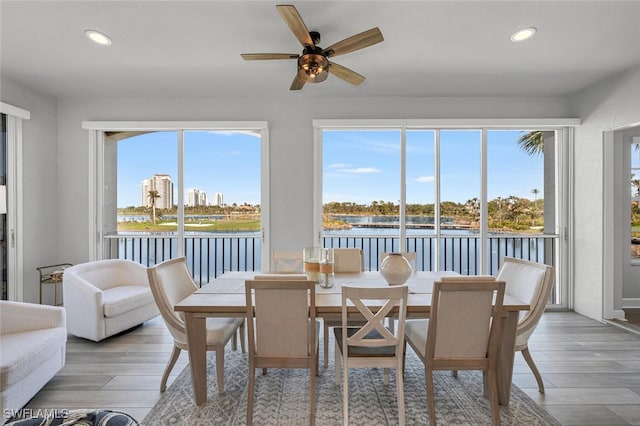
[2,0,640,99]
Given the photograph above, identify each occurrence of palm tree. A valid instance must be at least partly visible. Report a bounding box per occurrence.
[148,190,161,224]
[517,130,544,156]
[631,175,640,198]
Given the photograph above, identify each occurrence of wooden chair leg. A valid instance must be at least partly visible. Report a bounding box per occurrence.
[216,347,225,395]
[310,360,316,426]
[324,321,330,368]
[335,343,341,384]
[240,319,246,353]
[396,362,406,426]
[247,364,255,425]
[343,358,349,426]
[521,346,545,393]
[426,367,436,426]
[231,330,238,351]
[160,345,181,392]
[488,366,501,426]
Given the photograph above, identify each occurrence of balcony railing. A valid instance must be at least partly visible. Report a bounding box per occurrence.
[103,232,557,286]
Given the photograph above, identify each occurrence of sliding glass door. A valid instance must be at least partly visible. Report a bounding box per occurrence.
[86,121,268,285]
[315,120,569,306]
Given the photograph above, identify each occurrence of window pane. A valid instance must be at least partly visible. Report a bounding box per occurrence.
[487,130,550,271]
[406,130,435,270]
[439,130,481,273]
[322,129,401,268]
[117,131,178,227]
[631,142,640,260]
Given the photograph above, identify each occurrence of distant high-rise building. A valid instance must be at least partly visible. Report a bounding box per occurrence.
[187,188,208,207]
[141,174,173,209]
[212,192,224,207]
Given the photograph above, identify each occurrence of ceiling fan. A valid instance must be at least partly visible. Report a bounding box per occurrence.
[241,4,384,91]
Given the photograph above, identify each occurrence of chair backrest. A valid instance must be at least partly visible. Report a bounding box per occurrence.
[147,257,197,343]
[341,285,408,354]
[271,251,304,272]
[380,252,416,271]
[245,279,316,358]
[333,248,364,272]
[253,273,308,280]
[67,259,148,290]
[496,257,555,343]
[427,279,505,363]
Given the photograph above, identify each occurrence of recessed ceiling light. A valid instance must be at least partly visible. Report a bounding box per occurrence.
[510,27,537,42]
[85,29,112,46]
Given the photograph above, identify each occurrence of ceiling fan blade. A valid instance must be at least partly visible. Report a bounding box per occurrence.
[290,74,305,90]
[323,27,384,58]
[241,53,299,60]
[276,5,314,47]
[328,62,366,86]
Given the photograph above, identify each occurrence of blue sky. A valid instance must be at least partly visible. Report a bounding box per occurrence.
[323,129,543,205]
[117,129,543,207]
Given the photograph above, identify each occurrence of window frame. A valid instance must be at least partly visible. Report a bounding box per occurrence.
[83,121,270,271]
[313,118,578,308]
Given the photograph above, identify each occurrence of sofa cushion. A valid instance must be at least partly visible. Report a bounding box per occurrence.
[102,285,155,318]
[0,328,67,390]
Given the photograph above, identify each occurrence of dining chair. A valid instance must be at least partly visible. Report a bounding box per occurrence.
[333,248,364,272]
[147,257,245,393]
[404,278,506,426]
[271,251,304,272]
[245,279,319,426]
[323,248,365,368]
[335,285,408,426]
[496,256,555,393]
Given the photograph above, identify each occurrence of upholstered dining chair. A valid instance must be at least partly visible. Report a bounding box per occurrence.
[404,278,506,426]
[271,251,304,272]
[333,248,365,272]
[335,285,408,426]
[496,256,555,393]
[245,279,319,426]
[323,248,365,368]
[147,257,245,393]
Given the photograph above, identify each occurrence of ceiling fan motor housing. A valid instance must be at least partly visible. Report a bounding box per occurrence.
[297,45,329,83]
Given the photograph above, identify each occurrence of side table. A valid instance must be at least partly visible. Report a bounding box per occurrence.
[36,263,72,306]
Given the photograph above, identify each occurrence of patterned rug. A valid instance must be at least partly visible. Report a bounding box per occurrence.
[142,345,560,426]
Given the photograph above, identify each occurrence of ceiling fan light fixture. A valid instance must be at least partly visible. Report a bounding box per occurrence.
[297,53,329,83]
[85,29,112,46]
[510,27,537,42]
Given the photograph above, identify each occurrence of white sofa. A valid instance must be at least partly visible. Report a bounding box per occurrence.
[0,301,67,415]
[63,259,159,342]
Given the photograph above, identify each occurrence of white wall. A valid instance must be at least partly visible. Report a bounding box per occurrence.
[570,65,640,320]
[0,77,60,303]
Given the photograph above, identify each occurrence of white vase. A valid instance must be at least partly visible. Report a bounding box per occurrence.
[380,253,412,285]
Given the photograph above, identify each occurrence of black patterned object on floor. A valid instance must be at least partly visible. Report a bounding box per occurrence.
[6,409,139,426]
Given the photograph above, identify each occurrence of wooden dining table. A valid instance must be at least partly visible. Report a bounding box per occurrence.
[174,270,530,406]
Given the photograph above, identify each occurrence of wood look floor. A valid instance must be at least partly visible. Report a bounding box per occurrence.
[17,312,640,425]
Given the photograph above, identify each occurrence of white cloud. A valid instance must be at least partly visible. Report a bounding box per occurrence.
[327,163,352,169]
[412,176,435,183]
[343,167,381,174]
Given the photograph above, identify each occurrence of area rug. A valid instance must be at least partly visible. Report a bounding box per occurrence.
[142,346,560,426]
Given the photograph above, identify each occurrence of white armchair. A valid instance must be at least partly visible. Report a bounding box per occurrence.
[63,259,159,342]
[0,301,67,415]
